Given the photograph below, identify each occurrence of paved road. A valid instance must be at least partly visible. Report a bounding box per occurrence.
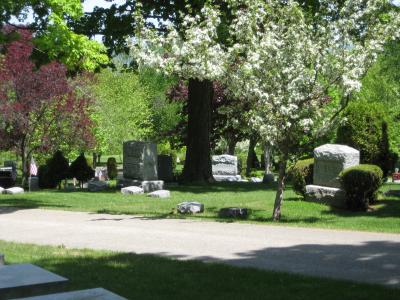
[0,208,399,287]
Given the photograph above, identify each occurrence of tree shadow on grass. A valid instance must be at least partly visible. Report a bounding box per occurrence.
[0,198,71,214]
[322,197,400,219]
[3,240,399,300]
[168,182,278,194]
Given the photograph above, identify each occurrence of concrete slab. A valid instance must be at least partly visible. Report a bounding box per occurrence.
[0,264,68,299]
[14,288,127,300]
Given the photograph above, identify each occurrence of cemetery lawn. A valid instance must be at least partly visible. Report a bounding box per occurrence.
[0,182,399,233]
[1,240,398,300]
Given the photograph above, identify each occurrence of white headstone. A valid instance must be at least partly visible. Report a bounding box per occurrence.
[121,186,144,195]
[212,155,238,176]
[147,190,170,198]
[4,187,24,195]
[313,144,360,188]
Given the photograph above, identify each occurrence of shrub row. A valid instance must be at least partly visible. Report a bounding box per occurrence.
[39,152,94,189]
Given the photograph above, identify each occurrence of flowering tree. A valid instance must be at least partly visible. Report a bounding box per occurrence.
[132,4,228,182]
[224,0,400,220]
[132,0,399,219]
[0,29,94,185]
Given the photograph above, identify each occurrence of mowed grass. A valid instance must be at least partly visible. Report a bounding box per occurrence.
[0,182,399,233]
[1,240,398,300]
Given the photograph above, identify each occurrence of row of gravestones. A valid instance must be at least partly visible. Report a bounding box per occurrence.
[118,142,264,188]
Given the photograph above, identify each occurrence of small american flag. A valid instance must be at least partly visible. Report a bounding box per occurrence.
[30,157,38,176]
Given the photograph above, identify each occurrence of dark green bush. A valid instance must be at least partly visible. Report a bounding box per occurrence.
[38,164,57,189]
[290,158,314,196]
[107,157,118,180]
[47,150,69,189]
[69,153,94,187]
[336,100,397,177]
[340,164,383,211]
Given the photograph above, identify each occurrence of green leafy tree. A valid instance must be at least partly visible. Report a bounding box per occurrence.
[90,67,181,155]
[336,100,397,177]
[1,0,109,71]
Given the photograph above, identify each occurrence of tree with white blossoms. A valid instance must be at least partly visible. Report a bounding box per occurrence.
[132,3,228,182]
[225,0,400,220]
[132,0,399,219]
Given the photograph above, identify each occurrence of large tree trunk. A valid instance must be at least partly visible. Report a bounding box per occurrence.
[182,78,214,183]
[227,137,236,155]
[246,136,258,177]
[272,159,287,221]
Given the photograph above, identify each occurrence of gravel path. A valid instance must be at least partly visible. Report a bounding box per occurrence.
[0,208,399,287]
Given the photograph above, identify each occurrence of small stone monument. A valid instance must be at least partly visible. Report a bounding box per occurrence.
[305,144,359,208]
[212,155,242,182]
[118,141,164,192]
[123,141,158,180]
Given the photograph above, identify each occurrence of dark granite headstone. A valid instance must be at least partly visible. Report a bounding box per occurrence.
[218,207,248,219]
[123,141,157,181]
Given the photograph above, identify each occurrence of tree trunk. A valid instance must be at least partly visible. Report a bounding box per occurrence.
[272,160,287,221]
[92,152,97,169]
[264,143,271,174]
[182,78,214,183]
[227,138,236,155]
[246,136,258,177]
[21,144,28,188]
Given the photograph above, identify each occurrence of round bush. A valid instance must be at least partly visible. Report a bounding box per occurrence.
[340,164,383,211]
[290,158,314,196]
[107,157,118,180]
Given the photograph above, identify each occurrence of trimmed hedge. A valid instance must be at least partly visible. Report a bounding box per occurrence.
[340,164,383,211]
[291,158,314,196]
[107,157,118,180]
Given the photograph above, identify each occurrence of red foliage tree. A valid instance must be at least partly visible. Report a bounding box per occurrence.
[0,28,94,185]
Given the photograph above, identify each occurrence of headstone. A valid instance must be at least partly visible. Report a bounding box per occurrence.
[141,180,164,193]
[4,187,24,195]
[121,186,144,195]
[0,169,15,189]
[313,144,360,188]
[212,155,238,175]
[262,173,275,184]
[250,177,262,183]
[15,288,127,300]
[123,141,157,181]
[177,202,204,214]
[29,177,39,191]
[4,161,17,181]
[157,155,174,182]
[218,207,248,218]
[88,180,108,192]
[147,190,170,198]
[0,264,68,299]
[213,175,242,182]
[94,167,108,181]
[305,144,360,208]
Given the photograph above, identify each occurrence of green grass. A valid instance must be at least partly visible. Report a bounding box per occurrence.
[0,240,398,300]
[1,182,399,233]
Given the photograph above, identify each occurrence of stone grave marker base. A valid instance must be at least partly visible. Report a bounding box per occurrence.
[305,185,346,208]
